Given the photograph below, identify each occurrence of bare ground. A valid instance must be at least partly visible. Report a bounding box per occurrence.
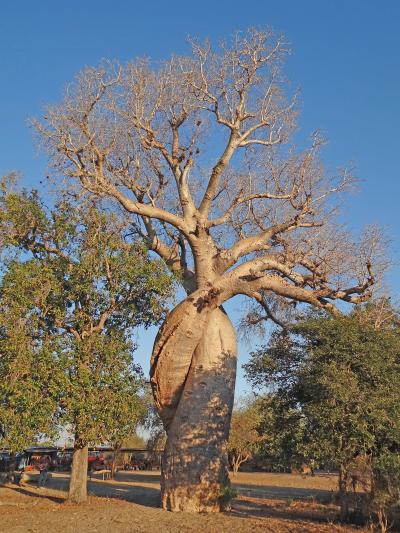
[0,471,368,532]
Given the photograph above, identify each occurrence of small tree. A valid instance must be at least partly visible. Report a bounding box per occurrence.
[0,183,172,502]
[228,400,261,475]
[59,332,147,483]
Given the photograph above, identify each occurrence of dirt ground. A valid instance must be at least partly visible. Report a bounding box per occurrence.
[0,471,369,532]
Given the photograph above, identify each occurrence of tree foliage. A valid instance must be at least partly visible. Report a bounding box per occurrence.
[0,180,173,452]
[0,313,61,451]
[245,301,400,520]
[228,399,261,475]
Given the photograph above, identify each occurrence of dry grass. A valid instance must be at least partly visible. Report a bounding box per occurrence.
[0,471,368,533]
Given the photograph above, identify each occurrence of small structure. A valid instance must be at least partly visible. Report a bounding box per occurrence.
[23,447,59,471]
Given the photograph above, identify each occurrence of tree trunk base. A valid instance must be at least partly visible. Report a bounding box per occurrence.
[68,443,89,504]
[162,484,224,513]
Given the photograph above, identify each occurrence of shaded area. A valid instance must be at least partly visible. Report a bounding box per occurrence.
[0,472,364,533]
[118,472,161,486]
[232,495,341,525]
[234,483,334,503]
[6,485,64,504]
[11,470,339,509]
[7,470,161,508]
[57,472,161,507]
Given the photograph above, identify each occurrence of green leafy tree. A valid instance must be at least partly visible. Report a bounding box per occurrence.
[0,298,61,451]
[255,394,306,472]
[59,332,148,481]
[245,302,400,521]
[0,182,173,502]
[228,399,261,475]
[244,330,307,470]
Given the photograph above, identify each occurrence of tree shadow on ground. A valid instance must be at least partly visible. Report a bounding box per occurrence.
[6,472,161,509]
[231,496,339,524]
[117,472,161,485]
[6,485,65,504]
[89,483,161,507]
[79,474,162,507]
[232,482,335,503]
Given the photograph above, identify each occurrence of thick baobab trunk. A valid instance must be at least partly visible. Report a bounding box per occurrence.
[151,304,237,512]
[68,441,89,504]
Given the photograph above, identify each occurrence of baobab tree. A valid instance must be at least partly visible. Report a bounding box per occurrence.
[35,29,384,512]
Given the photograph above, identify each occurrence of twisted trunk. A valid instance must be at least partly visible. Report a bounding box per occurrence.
[151,304,237,512]
[68,441,88,504]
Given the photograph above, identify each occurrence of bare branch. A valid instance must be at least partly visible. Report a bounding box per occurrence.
[34,29,383,314]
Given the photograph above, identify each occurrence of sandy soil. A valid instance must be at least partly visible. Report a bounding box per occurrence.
[0,471,367,533]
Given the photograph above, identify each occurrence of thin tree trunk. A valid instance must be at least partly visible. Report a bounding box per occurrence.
[68,441,89,504]
[232,458,240,477]
[155,307,237,512]
[233,453,250,476]
[111,444,120,479]
[339,463,350,521]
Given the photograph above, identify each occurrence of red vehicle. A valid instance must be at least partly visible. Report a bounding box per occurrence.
[88,451,105,470]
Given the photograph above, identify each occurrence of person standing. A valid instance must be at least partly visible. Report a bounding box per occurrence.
[37,455,51,488]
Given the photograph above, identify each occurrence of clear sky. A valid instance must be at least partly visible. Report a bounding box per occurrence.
[1,0,399,396]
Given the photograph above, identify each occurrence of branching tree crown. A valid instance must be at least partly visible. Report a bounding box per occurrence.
[228,398,261,475]
[34,29,383,316]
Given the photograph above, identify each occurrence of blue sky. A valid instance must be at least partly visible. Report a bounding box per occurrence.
[1,0,399,396]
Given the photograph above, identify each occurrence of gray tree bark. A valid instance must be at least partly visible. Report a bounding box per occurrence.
[68,442,89,504]
[151,307,237,512]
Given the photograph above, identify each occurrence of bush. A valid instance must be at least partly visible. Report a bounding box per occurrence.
[218,486,238,511]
